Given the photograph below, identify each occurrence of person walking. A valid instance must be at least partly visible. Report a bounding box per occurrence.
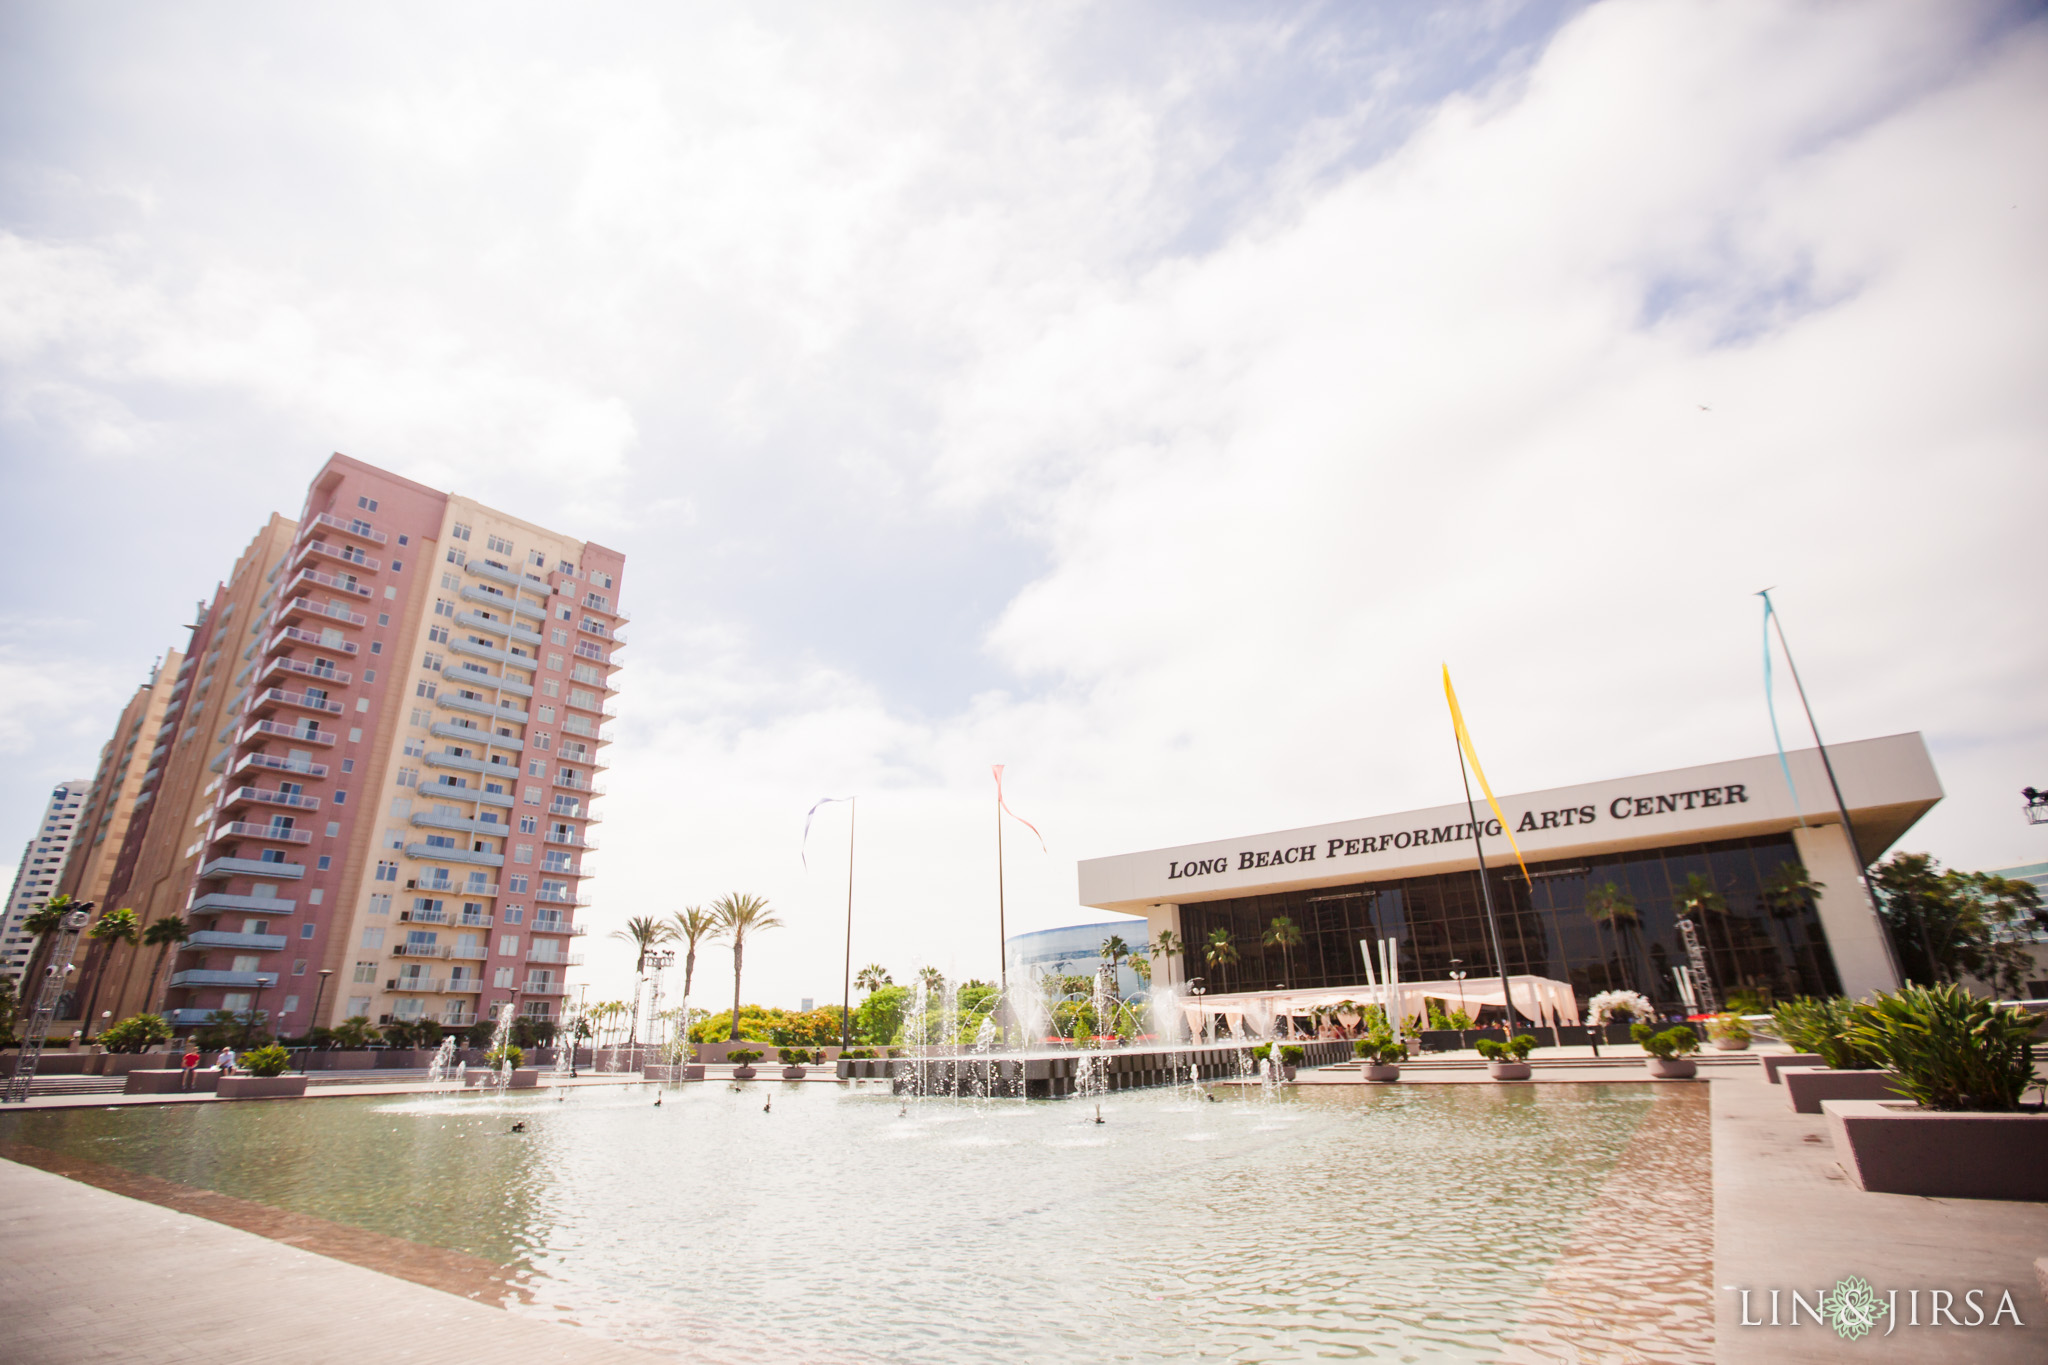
[180,1047,201,1091]
[215,1045,236,1078]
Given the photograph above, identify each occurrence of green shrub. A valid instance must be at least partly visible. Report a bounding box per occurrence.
[1354,1029,1408,1065]
[484,1045,525,1069]
[1631,1023,1701,1060]
[97,1013,173,1053]
[777,1047,813,1065]
[238,1044,294,1078]
[1846,983,2038,1112]
[1706,1013,1751,1044]
[1771,996,1877,1069]
[728,1048,764,1064]
[1475,1034,1538,1063]
[841,1047,874,1059]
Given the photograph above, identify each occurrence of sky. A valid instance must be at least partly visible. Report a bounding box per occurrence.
[2,0,2044,1014]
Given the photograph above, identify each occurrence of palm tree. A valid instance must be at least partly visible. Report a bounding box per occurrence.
[917,965,946,995]
[140,915,191,1012]
[1761,863,1823,920]
[1099,934,1130,1001]
[1582,881,1639,990]
[711,893,783,1041]
[1676,872,1729,919]
[79,908,140,1038]
[1261,916,1303,986]
[1129,955,1152,989]
[669,906,720,1007]
[611,915,676,1047]
[1204,928,1239,991]
[855,963,892,994]
[1152,929,1183,989]
[16,896,84,1024]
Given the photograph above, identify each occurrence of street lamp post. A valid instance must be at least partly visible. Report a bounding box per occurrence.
[303,970,333,1071]
[1448,960,1468,1024]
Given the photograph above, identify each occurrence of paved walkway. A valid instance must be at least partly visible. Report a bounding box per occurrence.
[0,1158,667,1364]
[3,1071,646,1111]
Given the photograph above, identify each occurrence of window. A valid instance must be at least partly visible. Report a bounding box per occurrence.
[504,905,524,924]
[360,929,385,949]
[584,593,610,611]
[391,560,402,572]
[410,708,431,727]
[391,798,413,817]
[340,759,354,773]
[538,705,555,722]
[377,613,390,627]
[368,894,391,915]
[352,961,378,984]
[403,737,425,757]
[527,760,546,776]
[487,535,513,555]
[529,549,547,567]
[494,967,515,987]
[399,534,409,545]
[292,959,307,976]
[534,733,550,750]
[415,681,437,699]
[423,651,443,671]
[395,768,419,788]
[301,923,316,938]
[333,790,347,805]
[593,572,613,590]
[441,572,460,590]
[558,606,572,621]
[569,688,599,710]
[451,523,471,541]
[509,874,529,893]
[548,654,563,671]
[375,860,398,881]
[317,855,333,870]
[326,821,341,837]
[514,844,532,864]
[282,994,300,1014]
[357,496,379,512]
[427,627,448,645]
[551,629,568,645]
[498,935,519,955]
[518,814,537,834]
[434,599,455,618]
[386,828,405,849]
[446,547,466,565]
[522,789,540,806]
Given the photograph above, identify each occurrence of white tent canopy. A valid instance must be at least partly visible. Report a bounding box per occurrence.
[1182,976,1580,1038]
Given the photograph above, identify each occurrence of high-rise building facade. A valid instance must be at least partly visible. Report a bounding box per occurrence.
[1,780,90,985]
[55,454,621,1039]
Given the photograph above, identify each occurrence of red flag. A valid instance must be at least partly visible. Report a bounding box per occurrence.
[992,765,1046,851]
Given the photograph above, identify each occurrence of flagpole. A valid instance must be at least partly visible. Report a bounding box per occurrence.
[840,797,856,1051]
[1762,593,1904,986]
[996,781,1007,1001]
[1454,727,1518,1033]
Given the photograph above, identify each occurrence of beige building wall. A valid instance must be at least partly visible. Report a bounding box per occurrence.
[58,661,181,912]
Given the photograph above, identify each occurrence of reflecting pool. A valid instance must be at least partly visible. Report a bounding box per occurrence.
[0,1081,1709,1363]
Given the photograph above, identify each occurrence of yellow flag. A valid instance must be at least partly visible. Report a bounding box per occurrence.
[1443,665,1531,887]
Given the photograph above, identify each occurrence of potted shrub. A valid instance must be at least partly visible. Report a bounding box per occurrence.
[1631,1022,1701,1078]
[1825,984,2047,1199]
[217,1043,308,1099]
[1706,1013,1752,1051]
[1475,1033,1538,1079]
[1251,1043,1303,1081]
[729,1047,763,1080]
[1585,990,1656,1053]
[1353,1028,1407,1082]
[779,1047,811,1080]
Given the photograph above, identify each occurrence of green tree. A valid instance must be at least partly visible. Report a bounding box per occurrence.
[855,963,892,994]
[712,893,783,1041]
[916,965,946,995]
[1204,927,1239,991]
[853,984,912,1046]
[96,1012,172,1053]
[1151,929,1183,989]
[1872,853,2039,995]
[80,907,141,1037]
[1129,955,1152,989]
[139,915,191,1013]
[669,905,719,1007]
[610,914,676,1046]
[1261,916,1303,986]
[16,896,84,1025]
[1675,872,1728,919]
[329,1016,379,1048]
[1099,933,1131,981]
[1761,862,1823,921]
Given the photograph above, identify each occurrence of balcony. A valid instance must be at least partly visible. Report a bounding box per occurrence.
[392,942,490,960]
[535,888,589,907]
[189,894,297,916]
[548,800,595,821]
[494,675,534,699]
[553,771,604,794]
[424,750,488,775]
[249,687,345,718]
[399,907,494,929]
[219,786,321,813]
[429,721,522,752]
[578,619,626,646]
[386,976,448,993]
[450,636,509,665]
[525,947,584,966]
[404,843,504,868]
[199,856,305,880]
[187,930,289,951]
[572,642,609,664]
[441,1009,478,1028]
[234,752,329,780]
[308,510,389,546]
[455,610,546,645]
[520,978,568,996]
[460,583,547,621]
[408,875,501,898]
[544,829,598,850]
[476,787,515,809]
[530,918,587,936]
[296,538,381,573]
[434,692,498,721]
[284,566,373,600]
[270,625,359,656]
[259,656,352,688]
[242,719,338,747]
[409,810,493,836]
[274,596,367,630]
[169,969,279,989]
[215,820,313,845]
[464,558,525,589]
[166,1008,265,1027]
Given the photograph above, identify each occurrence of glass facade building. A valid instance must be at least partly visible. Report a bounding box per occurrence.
[1173,833,1840,1009]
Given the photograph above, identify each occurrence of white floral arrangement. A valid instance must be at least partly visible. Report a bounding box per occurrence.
[1585,990,1656,1026]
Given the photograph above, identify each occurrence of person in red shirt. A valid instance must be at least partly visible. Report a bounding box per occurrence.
[181,1047,201,1091]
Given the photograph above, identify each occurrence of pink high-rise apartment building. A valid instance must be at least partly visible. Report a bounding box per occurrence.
[153,454,623,1036]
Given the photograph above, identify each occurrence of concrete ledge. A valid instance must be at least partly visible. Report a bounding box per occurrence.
[1781,1066,1903,1114]
[1825,1100,2048,1200]
[218,1075,309,1099]
[1758,1052,1822,1084]
[125,1068,221,1094]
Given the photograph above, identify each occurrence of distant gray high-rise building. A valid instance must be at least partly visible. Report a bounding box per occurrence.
[1,780,91,984]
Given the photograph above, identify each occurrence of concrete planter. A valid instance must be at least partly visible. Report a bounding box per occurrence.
[508,1068,540,1089]
[1487,1061,1532,1080]
[1759,1053,1823,1084]
[1825,1101,2048,1200]
[1646,1057,1698,1079]
[731,1065,757,1080]
[1783,1067,1905,1115]
[124,1068,221,1094]
[781,1066,809,1081]
[1710,1036,1750,1051]
[1361,1063,1401,1082]
[217,1075,308,1100]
